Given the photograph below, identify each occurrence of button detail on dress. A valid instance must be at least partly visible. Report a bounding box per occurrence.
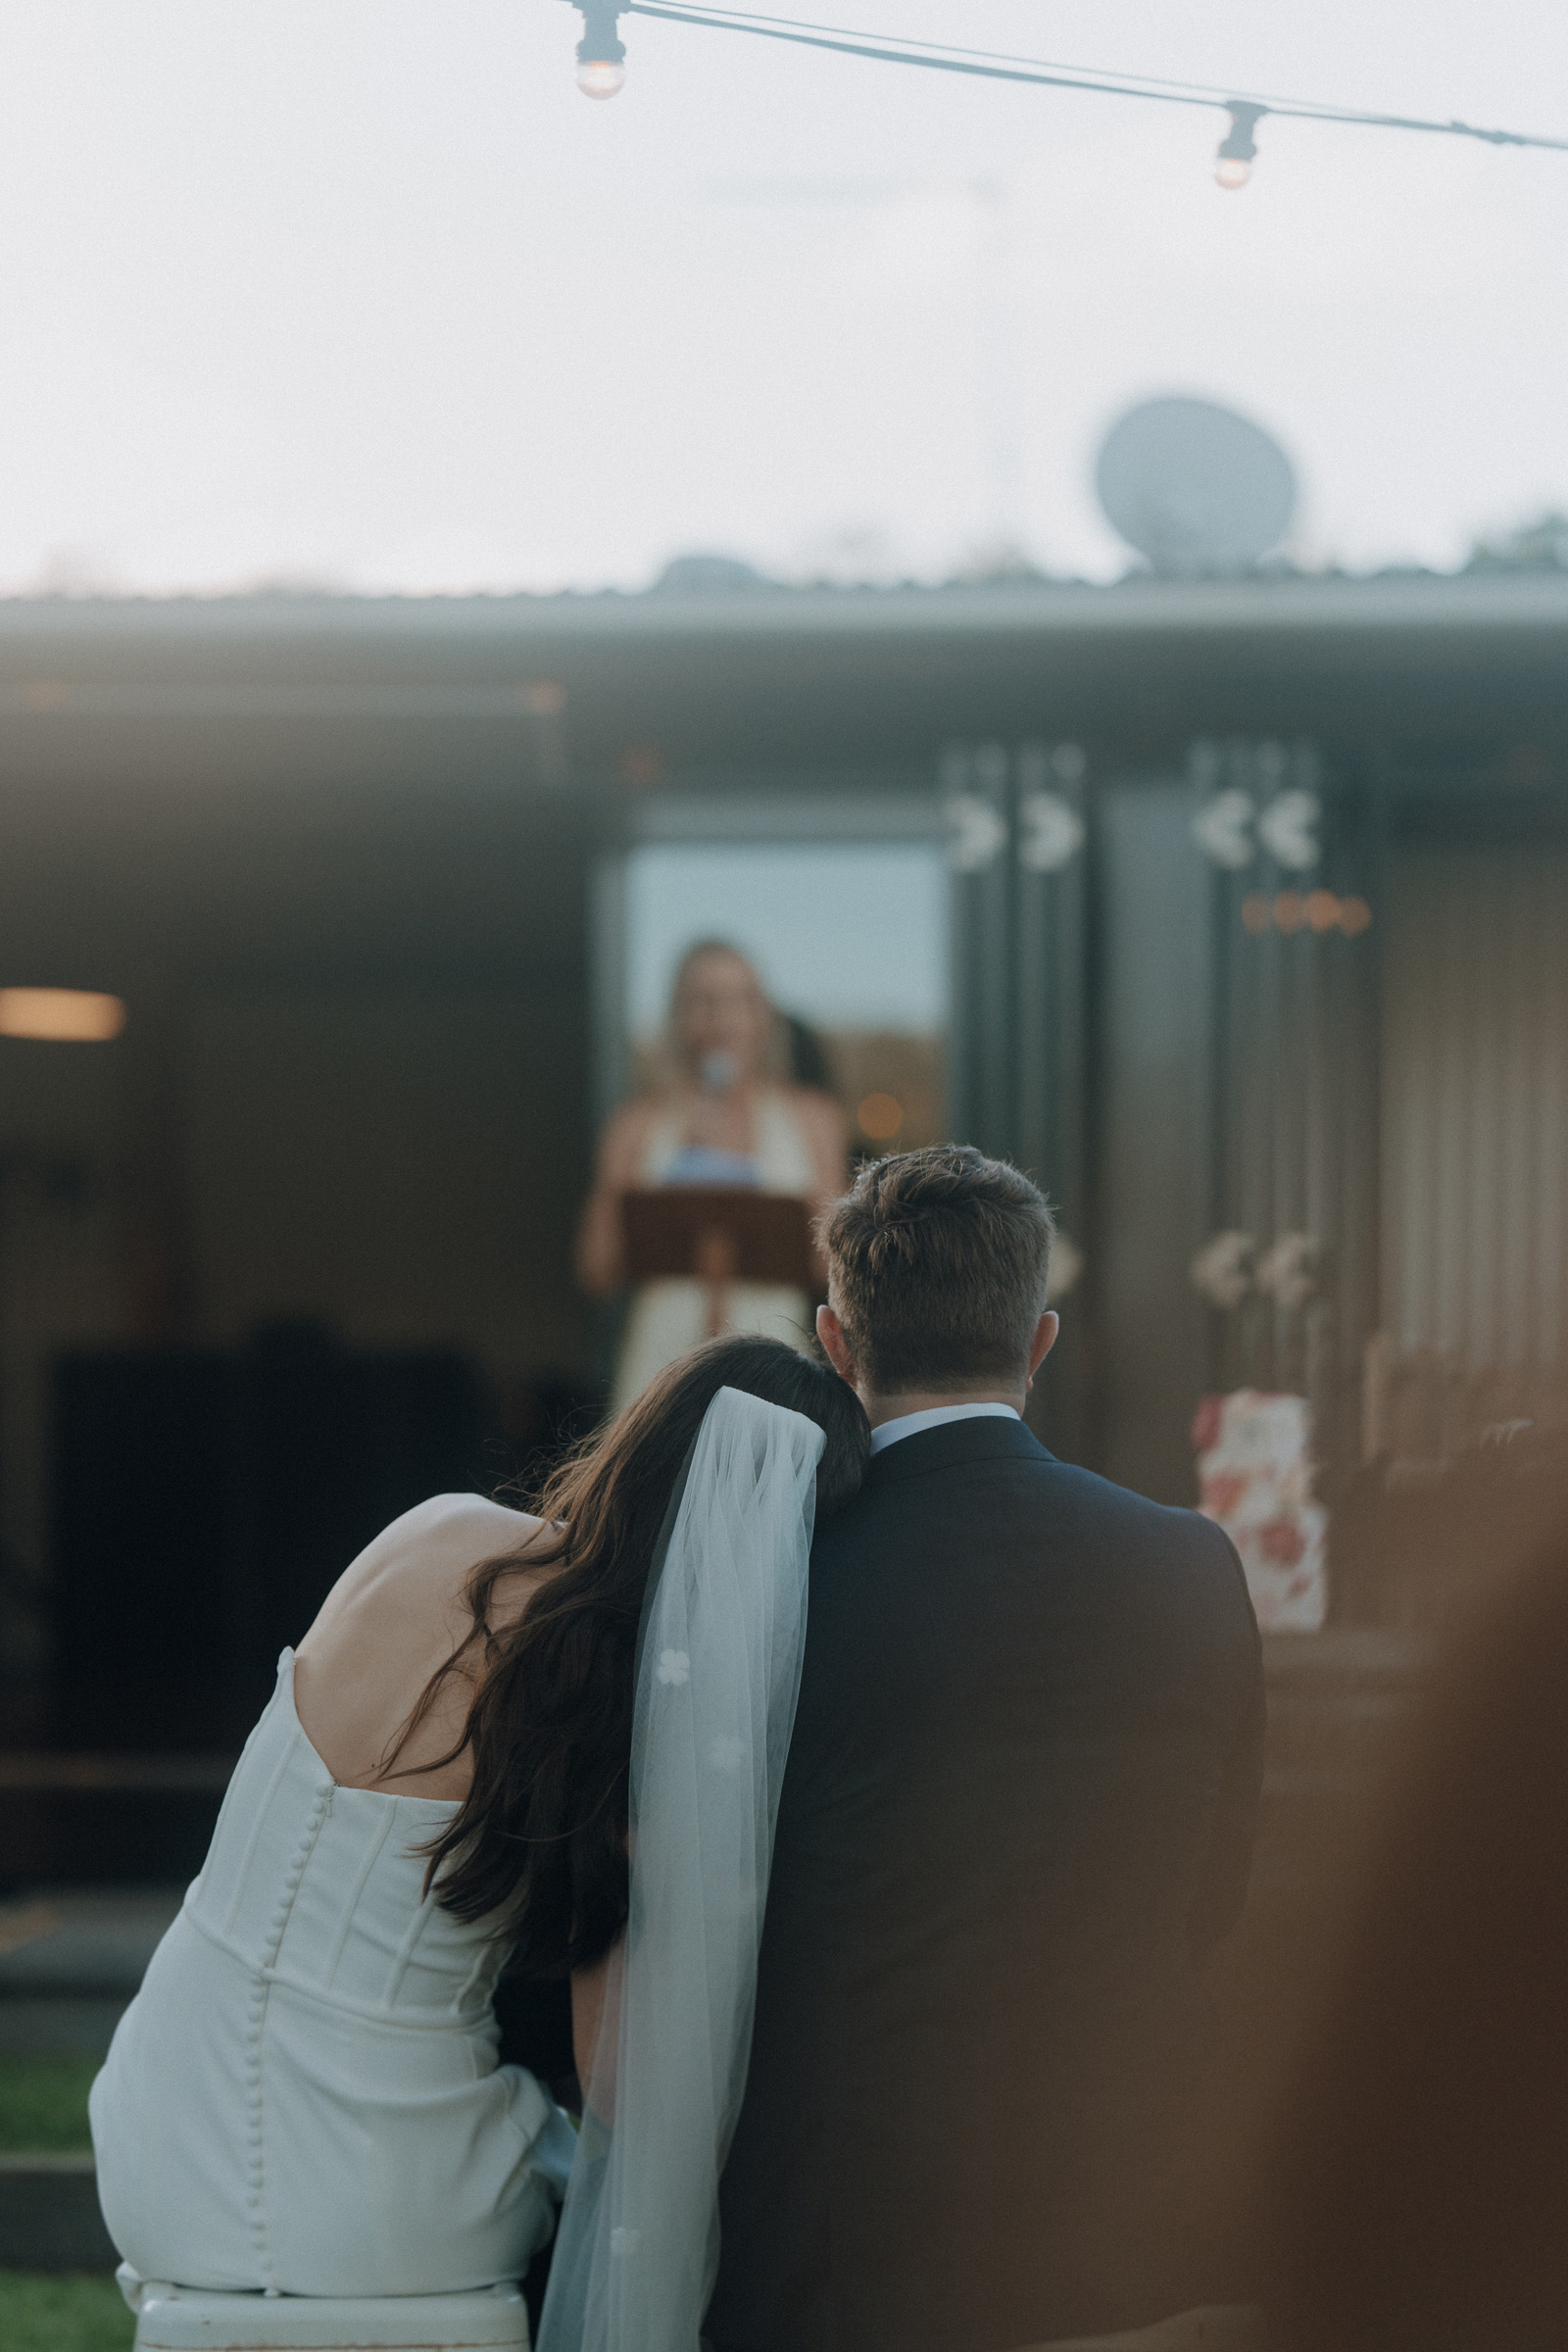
[91,1638,555,2300]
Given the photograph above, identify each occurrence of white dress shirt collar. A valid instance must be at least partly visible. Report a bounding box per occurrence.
[868,1401,1021,1455]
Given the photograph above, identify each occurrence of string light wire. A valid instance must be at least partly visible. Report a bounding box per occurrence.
[638,5,1380,117]
[621,0,1568,155]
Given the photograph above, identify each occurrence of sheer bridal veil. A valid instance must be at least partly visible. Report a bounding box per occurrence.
[536,1385,824,2352]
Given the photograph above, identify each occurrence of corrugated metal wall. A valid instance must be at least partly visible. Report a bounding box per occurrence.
[1188,757,1382,1498]
[1383,849,1568,1405]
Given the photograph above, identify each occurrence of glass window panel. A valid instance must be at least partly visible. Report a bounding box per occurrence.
[622,839,949,1149]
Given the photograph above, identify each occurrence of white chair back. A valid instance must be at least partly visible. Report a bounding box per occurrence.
[126,2278,530,2351]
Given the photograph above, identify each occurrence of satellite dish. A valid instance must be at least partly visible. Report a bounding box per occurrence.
[654,553,770,595]
[1095,397,1296,577]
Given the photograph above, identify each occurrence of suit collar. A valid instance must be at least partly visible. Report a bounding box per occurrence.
[860,1412,1054,1487]
[869,1402,1020,1454]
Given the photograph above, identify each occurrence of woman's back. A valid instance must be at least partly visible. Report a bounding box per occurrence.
[90,1499,571,2298]
[290,1493,546,1800]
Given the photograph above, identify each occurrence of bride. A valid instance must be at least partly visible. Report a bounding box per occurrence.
[90,1335,868,2346]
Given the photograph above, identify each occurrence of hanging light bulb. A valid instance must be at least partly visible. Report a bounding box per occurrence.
[571,1,627,98]
[577,57,625,97]
[1214,102,1265,188]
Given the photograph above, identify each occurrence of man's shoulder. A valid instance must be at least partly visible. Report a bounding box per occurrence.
[1038,1455,1238,1552]
[825,1435,1222,1533]
[813,1440,1243,1590]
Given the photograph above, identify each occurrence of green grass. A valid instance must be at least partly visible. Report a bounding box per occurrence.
[0,2056,98,2154]
[0,2271,133,2352]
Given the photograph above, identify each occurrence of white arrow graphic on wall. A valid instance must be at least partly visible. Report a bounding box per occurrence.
[945,795,1008,873]
[1018,793,1087,874]
[1255,1232,1319,1309]
[1192,791,1255,870]
[1256,790,1322,871]
[1190,1230,1255,1308]
[1193,788,1323,872]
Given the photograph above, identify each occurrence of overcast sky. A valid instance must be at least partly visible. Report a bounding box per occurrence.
[1,2,1563,594]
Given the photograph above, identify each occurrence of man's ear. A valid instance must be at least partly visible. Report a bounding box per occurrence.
[816,1303,857,1386]
[1027,1310,1059,1379]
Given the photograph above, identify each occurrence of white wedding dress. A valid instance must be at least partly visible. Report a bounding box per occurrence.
[92,1387,819,2348]
[89,1648,572,2298]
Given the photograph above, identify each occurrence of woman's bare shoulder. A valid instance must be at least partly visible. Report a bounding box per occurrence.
[289,1497,537,1789]
[303,1494,545,1639]
[293,1494,553,1787]
[367,1491,542,1569]
[392,1491,541,1546]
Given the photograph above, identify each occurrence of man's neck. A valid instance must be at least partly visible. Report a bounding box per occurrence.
[858,1386,1026,1431]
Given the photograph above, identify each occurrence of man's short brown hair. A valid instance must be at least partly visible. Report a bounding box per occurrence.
[820,1146,1054,1394]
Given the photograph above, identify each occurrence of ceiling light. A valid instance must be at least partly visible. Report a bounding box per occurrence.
[0,989,126,1042]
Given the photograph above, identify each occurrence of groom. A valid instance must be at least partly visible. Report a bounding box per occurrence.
[707,1147,1264,2352]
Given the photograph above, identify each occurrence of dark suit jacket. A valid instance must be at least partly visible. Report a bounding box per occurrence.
[708,1415,1264,2352]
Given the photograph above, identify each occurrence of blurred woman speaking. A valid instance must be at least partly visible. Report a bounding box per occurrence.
[579,940,847,1413]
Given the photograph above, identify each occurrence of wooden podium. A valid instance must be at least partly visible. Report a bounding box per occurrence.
[621,1187,815,1340]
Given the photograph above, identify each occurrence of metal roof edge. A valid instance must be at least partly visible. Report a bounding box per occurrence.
[0,572,1566,653]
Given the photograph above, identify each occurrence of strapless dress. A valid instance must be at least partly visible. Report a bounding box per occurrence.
[90,1648,571,2296]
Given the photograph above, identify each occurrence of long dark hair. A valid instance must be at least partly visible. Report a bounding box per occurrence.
[394,1336,868,1978]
